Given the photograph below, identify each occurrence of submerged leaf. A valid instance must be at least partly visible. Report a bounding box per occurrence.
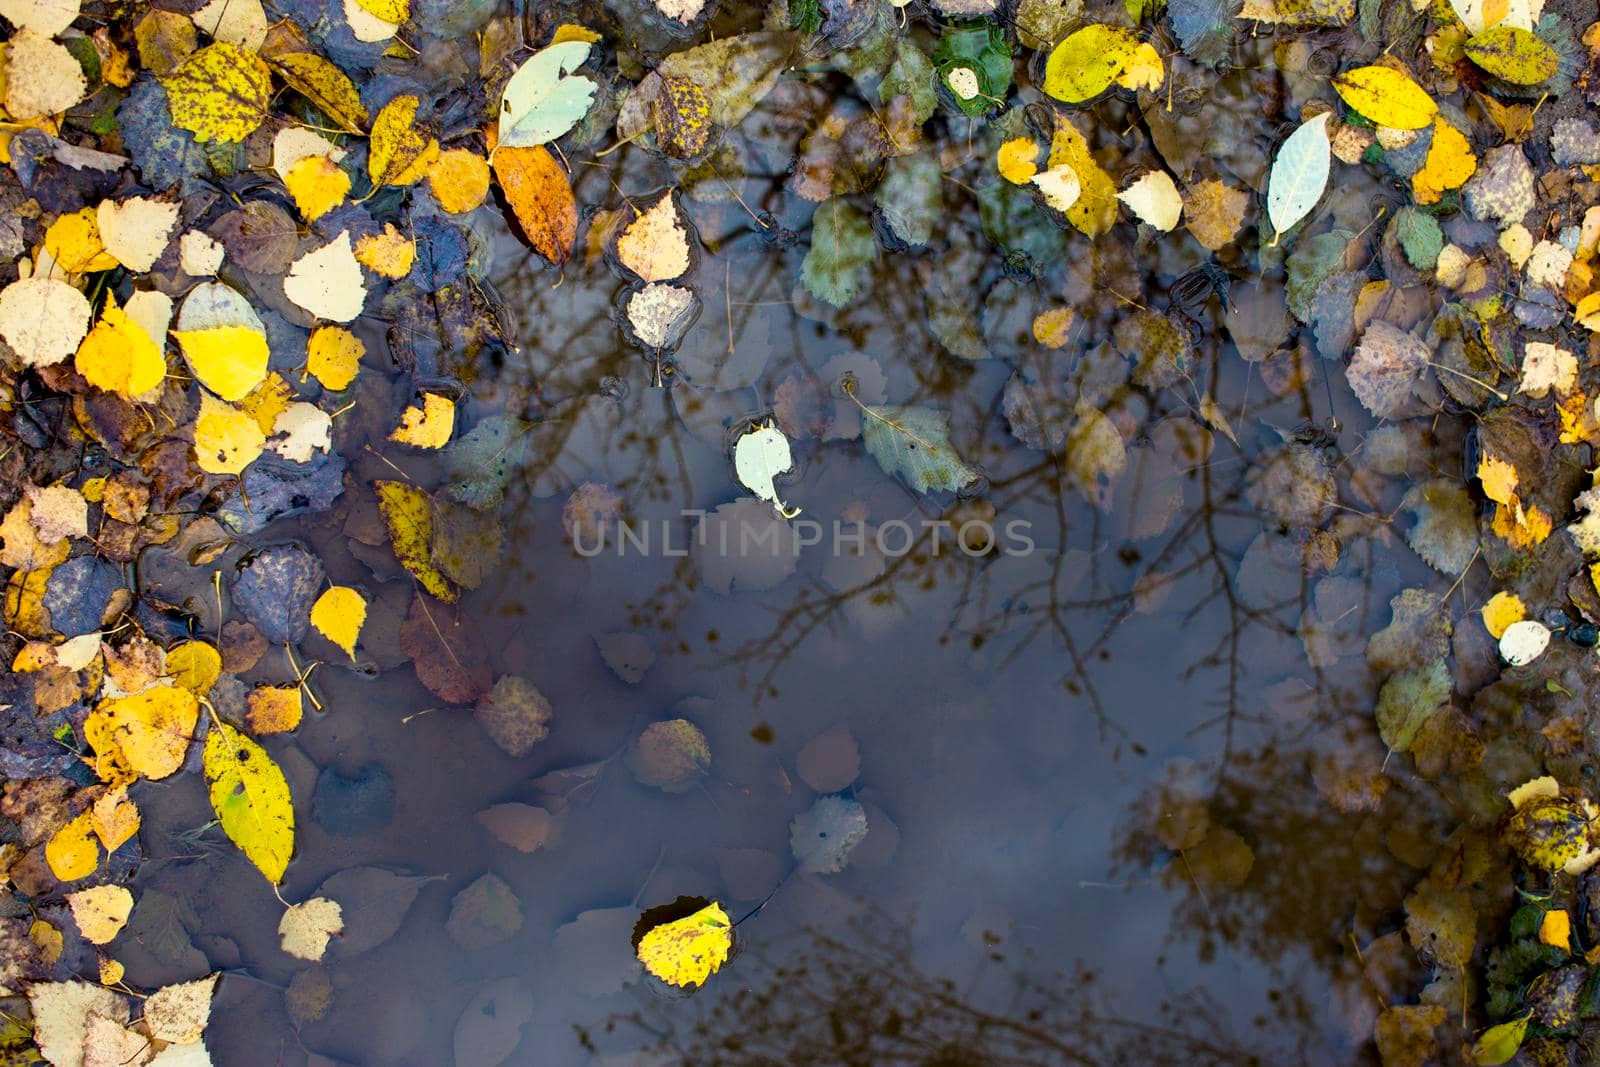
[861,404,978,494]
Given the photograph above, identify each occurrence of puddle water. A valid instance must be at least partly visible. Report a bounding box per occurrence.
[59,13,1527,1067]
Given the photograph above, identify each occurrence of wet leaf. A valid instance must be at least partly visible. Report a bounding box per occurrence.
[6,29,86,120]
[315,866,440,957]
[1266,112,1331,239]
[1465,25,1559,84]
[1375,657,1451,754]
[1332,64,1438,130]
[636,901,732,989]
[473,674,552,757]
[498,40,596,148]
[734,420,796,514]
[1348,321,1428,418]
[626,718,710,792]
[796,721,860,793]
[0,276,91,369]
[173,282,268,400]
[270,52,368,134]
[27,981,128,1067]
[45,811,99,882]
[1400,480,1478,576]
[310,586,366,660]
[192,392,266,475]
[861,403,977,495]
[368,95,436,188]
[616,190,690,283]
[204,719,294,883]
[84,685,200,782]
[374,480,456,602]
[67,884,132,945]
[142,974,217,1044]
[1470,1015,1531,1066]
[791,794,869,874]
[160,42,272,142]
[1042,24,1141,103]
[447,872,522,949]
[284,231,367,323]
[1499,619,1551,665]
[75,298,168,398]
[453,978,532,1067]
[1481,591,1526,639]
[801,199,875,307]
[279,896,342,961]
[1118,169,1183,231]
[493,145,576,265]
[389,393,456,449]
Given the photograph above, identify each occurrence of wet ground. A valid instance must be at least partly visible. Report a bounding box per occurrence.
[95,17,1524,1067]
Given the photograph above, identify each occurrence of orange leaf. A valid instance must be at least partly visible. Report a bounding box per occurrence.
[493,145,576,266]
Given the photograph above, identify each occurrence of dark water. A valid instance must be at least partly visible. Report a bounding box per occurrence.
[108,26,1505,1067]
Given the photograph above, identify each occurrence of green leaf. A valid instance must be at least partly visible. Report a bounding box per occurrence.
[1395,206,1443,270]
[880,39,938,125]
[1465,25,1559,85]
[861,404,978,494]
[1266,112,1331,239]
[1375,657,1451,753]
[875,151,941,247]
[932,24,1012,117]
[498,41,596,148]
[1470,1014,1532,1066]
[801,200,875,308]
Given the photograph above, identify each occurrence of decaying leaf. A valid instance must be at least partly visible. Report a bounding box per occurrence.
[635,900,732,989]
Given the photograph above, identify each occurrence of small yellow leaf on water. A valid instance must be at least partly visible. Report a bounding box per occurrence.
[617,190,691,283]
[1115,42,1165,91]
[389,393,455,448]
[355,223,416,278]
[1481,591,1527,639]
[204,719,295,883]
[284,155,351,221]
[369,94,437,187]
[280,896,343,961]
[99,957,125,984]
[46,812,100,881]
[306,325,364,390]
[67,884,133,945]
[29,919,62,965]
[166,640,221,695]
[75,302,167,398]
[1539,908,1572,950]
[1412,118,1477,204]
[1033,307,1075,348]
[997,137,1039,185]
[1477,452,1518,505]
[90,784,140,852]
[1332,64,1438,130]
[246,685,303,735]
[550,22,602,44]
[193,392,267,475]
[374,480,457,601]
[428,148,491,214]
[85,684,201,782]
[636,901,733,988]
[310,585,366,659]
[174,324,269,401]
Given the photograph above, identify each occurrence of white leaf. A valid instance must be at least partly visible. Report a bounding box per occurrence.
[0,275,90,367]
[0,0,81,37]
[279,897,343,961]
[97,197,180,273]
[268,401,332,462]
[272,127,345,181]
[734,421,797,516]
[497,41,597,148]
[179,231,225,276]
[191,0,268,51]
[5,29,85,120]
[626,282,694,348]
[1029,164,1081,213]
[1519,341,1577,398]
[341,0,397,41]
[1499,619,1551,666]
[1267,112,1331,239]
[1117,169,1183,231]
[283,231,367,323]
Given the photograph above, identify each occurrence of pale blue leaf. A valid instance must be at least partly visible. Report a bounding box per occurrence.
[1266,112,1331,239]
[497,41,597,148]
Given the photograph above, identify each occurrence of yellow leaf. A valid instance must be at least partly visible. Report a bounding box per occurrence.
[99,957,125,984]
[374,480,457,601]
[1465,24,1558,84]
[84,684,200,782]
[245,684,302,735]
[204,719,294,883]
[1412,118,1477,204]
[1042,24,1140,104]
[1539,908,1572,950]
[135,9,197,75]
[67,885,133,945]
[165,640,221,694]
[1033,307,1075,348]
[1477,452,1517,504]
[355,223,416,278]
[193,392,267,476]
[636,901,733,988]
[493,144,577,265]
[427,148,491,214]
[160,41,273,143]
[1491,500,1553,548]
[389,393,455,448]
[369,94,437,187]
[997,137,1039,185]
[75,302,167,398]
[310,585,366,660]
[306,325,363,390]
[352,0,407,24]
[1332,64,1438,130]
[270,52,368,134]
[173,324,268,401]
[241,372,292,433]
[1575,291,1600,331]
[1046,118,1117,237]
[1115,42,1165,91]
[1481,591,1526,639]
[45,811,99,882]
[90,784,140,852]
[44,208,119,273]
[284,155,350,222]
[617,191,690,283]
[551,22,602,45]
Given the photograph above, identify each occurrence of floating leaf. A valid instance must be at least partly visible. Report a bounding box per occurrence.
[270,52,368,134]
[1500,619,1551,666]
[173,282,268,400]
[1348,321,1427,417]
[67,885,132,945]
[635,901,732,989]
[493,145,577,266]
[497,41,596,148]
[84,684,200,782]
[1413,118,1476,204]
[625,718,710,792]
[192,392,266,475]
[1332,64,1437,130]
[1118,169,1183,231]
[46,811,99,882]
[1042,24,1141,103]
[310,586,366,660]
[1471,1015,1532,1066]
[75,299,167,398]
[204,719,294,883]
[374,480,457,602]
[389,393,456,448]
[283,231,367,323]
[861,404,978,494]
[428,148,491,214]
[733,420,796,515]
[616,190,690,282]
[790,794,868,873]
[6,29,87,120]
[142,975,217,1044]
[1481,591,1526,639]
[368,94,436,188]
[306,325,363,391]
[279,897,342,960]
[0,277,91,369]
[1266,112,1331,239]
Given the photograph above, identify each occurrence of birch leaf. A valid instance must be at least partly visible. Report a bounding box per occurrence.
[1118,170,1183,231]
[160,42,272,142]
[1042,24,1141,103]
[635,901,732,989]
[801,200,875,307]
[734,421,796,515]
[1332,65,1438,130]
[861,404,978,494]
[1266,112,1331,239]
[203,719,294,883]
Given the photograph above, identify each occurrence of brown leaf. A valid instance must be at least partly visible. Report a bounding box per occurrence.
[397,591,491,704]
[493,145,577,266]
